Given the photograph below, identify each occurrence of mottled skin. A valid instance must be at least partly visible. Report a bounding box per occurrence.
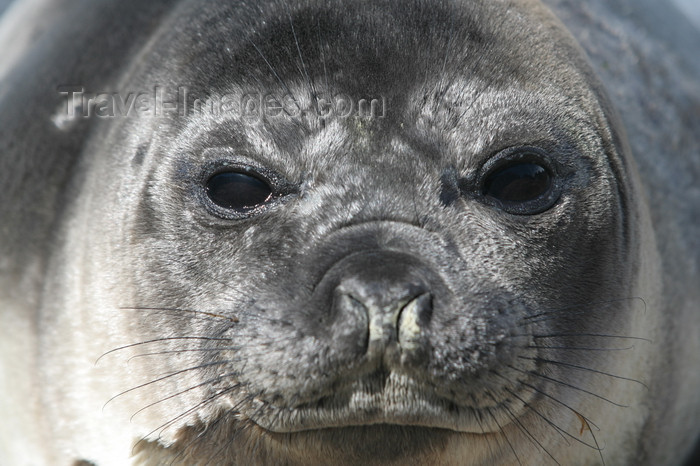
[0,0,698,465]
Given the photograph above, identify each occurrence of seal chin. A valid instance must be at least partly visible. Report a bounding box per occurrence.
[241,371,529,434]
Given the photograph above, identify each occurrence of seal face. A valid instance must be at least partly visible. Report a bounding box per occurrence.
[1,0,699,465]
[70,2,642,462]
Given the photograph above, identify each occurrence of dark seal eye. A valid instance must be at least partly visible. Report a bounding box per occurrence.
[206,171,272,211]
[476,147,559,215]
[483,162,551,203]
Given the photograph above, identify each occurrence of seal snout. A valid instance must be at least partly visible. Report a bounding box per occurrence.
[319,249,438,370]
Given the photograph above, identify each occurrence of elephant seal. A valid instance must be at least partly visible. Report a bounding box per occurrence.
[1,0,699,465]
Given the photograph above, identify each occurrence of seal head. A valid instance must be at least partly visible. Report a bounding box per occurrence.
[2,0,698,465]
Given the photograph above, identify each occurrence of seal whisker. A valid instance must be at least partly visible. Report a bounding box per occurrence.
[485,406,524,466]
[200,396,270,466]
[508,365,629,408]
[96,337,232,365]
[508,343,635,352]
[508,381,608,464]
[122,301,302,329]
[118,306,239,324]
[171,399,259,466]
[502,377,607,465]
[102,361,228,411]
[523,333,652,343]
[519,356,649,389]
[126,346,243,362]
[580,415,606,466]
[469,395,498,458]
[132,385,239,456]
[197,415,237,466]
[489,373,568,446]
[517,380,601,432]
[130,376,242,422]
[521,297,647,323]
[500,382,605,453]
[488,391,562,465]
[197,416,239,466]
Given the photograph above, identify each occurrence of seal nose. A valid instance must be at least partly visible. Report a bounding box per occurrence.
[329,251,434,366]
[335,281,433,356]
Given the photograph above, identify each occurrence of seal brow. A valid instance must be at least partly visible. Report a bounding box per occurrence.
[286,6,318,115]
[247,37,302,113]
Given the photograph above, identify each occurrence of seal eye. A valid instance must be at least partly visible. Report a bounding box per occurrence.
[483,162,551,204]
[205,171,272,211]
[476,147,559,215]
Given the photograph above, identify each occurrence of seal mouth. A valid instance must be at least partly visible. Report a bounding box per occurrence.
[239,370,528,435]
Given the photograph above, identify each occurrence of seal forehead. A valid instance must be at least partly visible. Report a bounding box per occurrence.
[148,0,601,149]
[135,2,589,190]
[151,1,492,97]
[165,0,587,91]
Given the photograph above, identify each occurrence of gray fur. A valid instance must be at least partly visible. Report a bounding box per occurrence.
[0,0,698,465]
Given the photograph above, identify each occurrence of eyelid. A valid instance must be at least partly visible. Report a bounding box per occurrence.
[478,146,554,176]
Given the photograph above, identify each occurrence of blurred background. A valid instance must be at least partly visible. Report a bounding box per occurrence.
[675,0,700,28]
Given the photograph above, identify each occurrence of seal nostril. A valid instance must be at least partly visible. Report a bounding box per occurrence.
[330,292,370,354]
[398,293,433,354]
